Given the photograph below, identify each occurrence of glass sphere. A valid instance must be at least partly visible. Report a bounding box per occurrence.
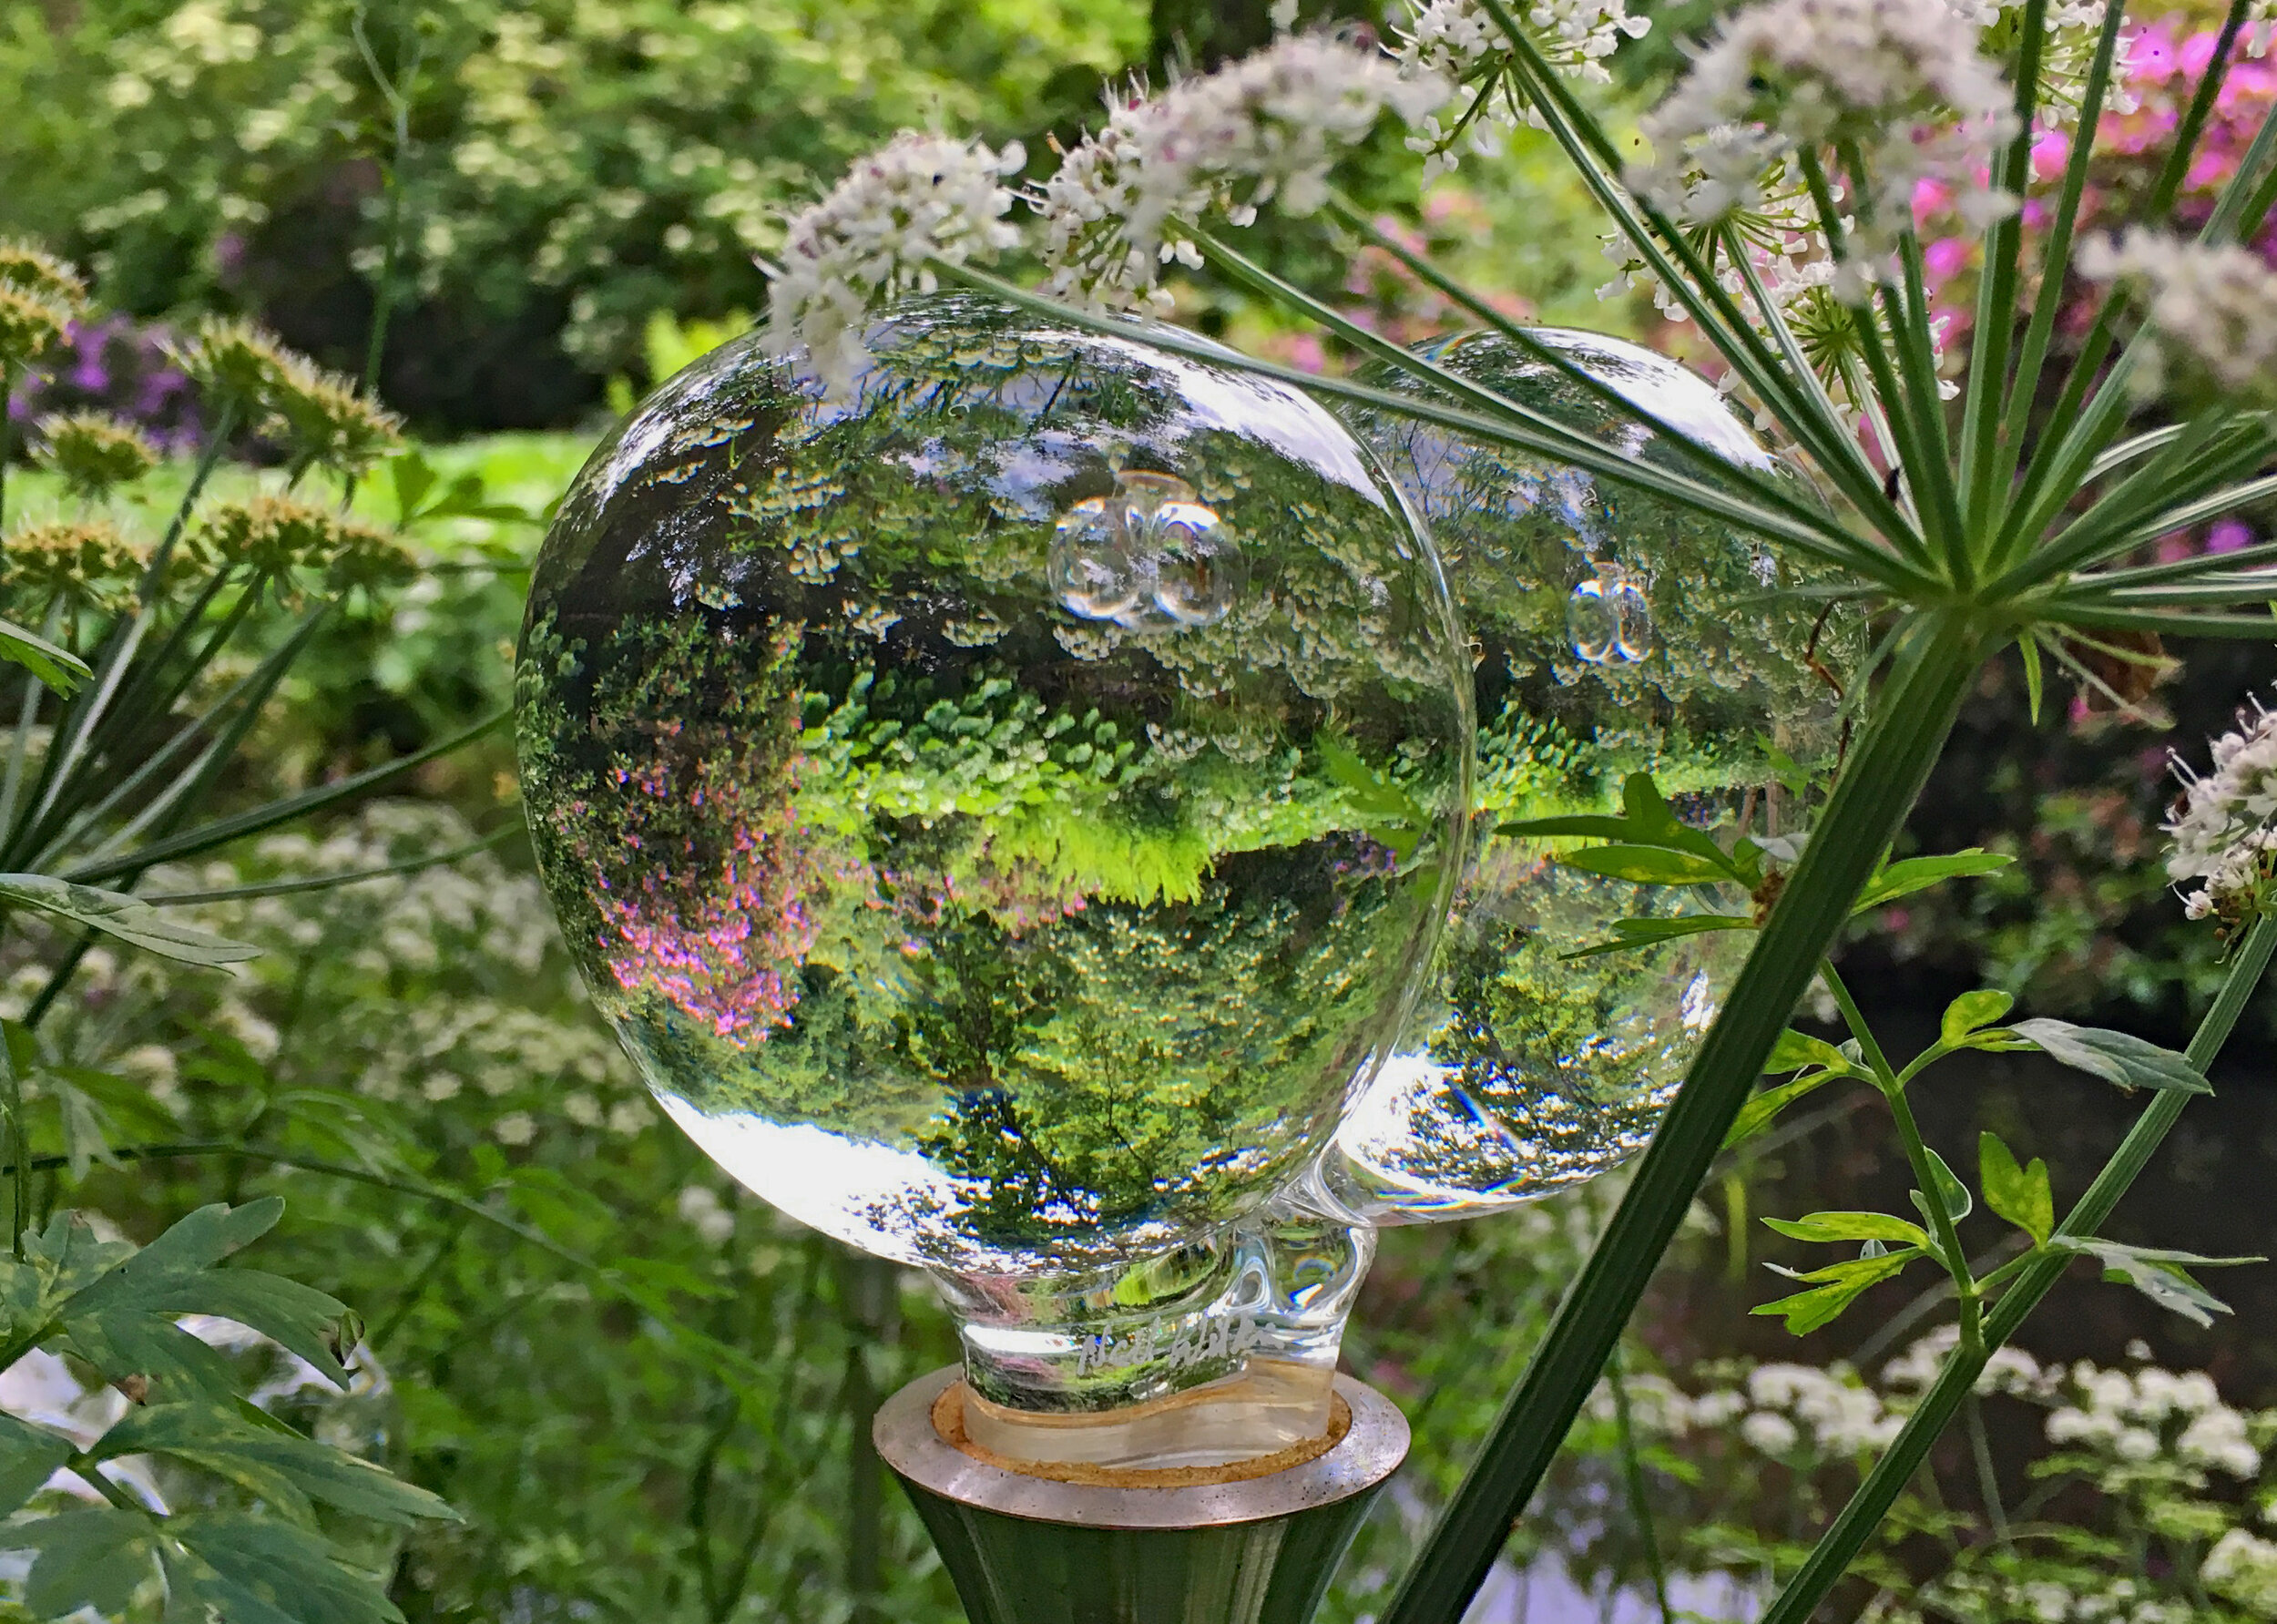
[1330,327,1856,1218]
[516,292,1471,1282]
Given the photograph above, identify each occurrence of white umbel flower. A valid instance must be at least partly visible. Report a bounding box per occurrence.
[2079,230,2277,406]
[1038,36,1451,312]
[1393,0,1652,180]
[2161,699,2277,924]
[765,132,1026,397]
[1631,0,2019,298]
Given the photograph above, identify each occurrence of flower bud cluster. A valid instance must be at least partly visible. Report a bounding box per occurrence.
[32,411,158,503]
[2080,229,2277,407]
[1391,0,1651,181]
[762,132,1027,398]
[193,495,414,594]
[165,316,403,478]
[1038,37,1450,314]
[0,242,87,372]
[765,36,1457,388]
[2161,699,2277,925]
[1630,0,2020,301]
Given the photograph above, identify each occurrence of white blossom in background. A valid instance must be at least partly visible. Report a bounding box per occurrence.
[2160,699,2277,923]
[763,132,1026,395]
[676,1185,738,1245]
[1392,0,1651,180]
[2206,1529,2277,1616]
[1038,36,1449,312]
[1630,0,2018,300]
[2080,230,2277,407]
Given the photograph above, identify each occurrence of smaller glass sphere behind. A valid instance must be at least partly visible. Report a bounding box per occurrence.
[516,293,1470,1281]
[1332,328,1857,1219]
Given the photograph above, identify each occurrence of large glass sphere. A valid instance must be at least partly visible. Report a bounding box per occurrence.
[1331,328,1856,1218]
[516,293,1470,1283]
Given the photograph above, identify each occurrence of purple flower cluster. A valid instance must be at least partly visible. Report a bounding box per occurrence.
[6,315,202,455]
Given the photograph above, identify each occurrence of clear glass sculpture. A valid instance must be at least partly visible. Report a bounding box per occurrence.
[1329,328,1857,1221]
[516,293,1472,1457]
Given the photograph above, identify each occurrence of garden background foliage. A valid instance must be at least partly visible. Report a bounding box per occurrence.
[0,0,2274,1621]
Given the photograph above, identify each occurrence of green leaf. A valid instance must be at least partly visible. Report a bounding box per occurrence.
[56,1200,354,1392]
[1765,1029,1850,1075]
[91,1401,456,1527]
[1979,1131,2054,1245]
[1723,1072,1838,1149]
[1558,914,1754,960]
[1318,736,1426,828]
[1852,850,2012,914]
[2008,1019,2209,1094]
[1913,1148,1974,1225]
[0,1413,75,1517]
[18,1506,153,1618]
[387,449,438,526]
[1751,1249,1918,1334]
[1556,845,1733,886]
[162,1512,409,1624]
[2052,1239,2262,1329]
[1503,772,1739,878]
[0,620,91,699]
[0,875,258,966]
[1940,989,2017,1047]
[1763,1211,1930,1248]
[2021,635,2045,722]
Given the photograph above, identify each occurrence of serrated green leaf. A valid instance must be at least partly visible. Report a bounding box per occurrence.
[1940,990,2017,1047]
[1502,772,1738,878]
[1722,1072,1839,1150]
[1556,845,1733,886]
[92,1401,455,1527]
[1751,1248,1917,1333]
[2052,1239,2263,1329]
[0,875,258,966]
[1763,1211,1930,1248]
[1557,914,1754,960]
[0,620,91,699]
[1853,850,2011,914]
[163,1512,407,1624]
[1979,1131,2054,1246]
[0,1413,75,1518]
[56,1200,353,1392]
[18,1505,153,1617]
[1766,1029,1849,1075]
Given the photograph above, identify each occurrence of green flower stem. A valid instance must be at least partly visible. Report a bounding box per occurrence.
[1819,960,1983,1353]
[0,359,15,531]
[1380,609,1990,1624]
[0,1021,21,1261]
[1755,911,2277,1624]
[1608,1345,1674,1624]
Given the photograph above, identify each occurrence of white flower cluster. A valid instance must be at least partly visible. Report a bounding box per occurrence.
[2047,1367,2262,1478]
[1631,0,2018,300]
[1037,36,1450,312]
[1392,0,1651,181]
[676,1185,739,1246]
[2206,1527,2277,1617]
[2161,699,2277,923]
[2080,230,2277,408]
[764,132,1026,396]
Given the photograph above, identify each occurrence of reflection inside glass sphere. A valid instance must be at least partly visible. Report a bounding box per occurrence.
[516,292,1471,1419]
[1333,326,1857,1220]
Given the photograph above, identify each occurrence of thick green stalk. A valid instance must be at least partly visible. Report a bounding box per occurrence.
[1755,911,2277,1624]
[1379,610,1990,1624]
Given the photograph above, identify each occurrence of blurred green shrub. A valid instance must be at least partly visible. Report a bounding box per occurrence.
[0,0,1147,428]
